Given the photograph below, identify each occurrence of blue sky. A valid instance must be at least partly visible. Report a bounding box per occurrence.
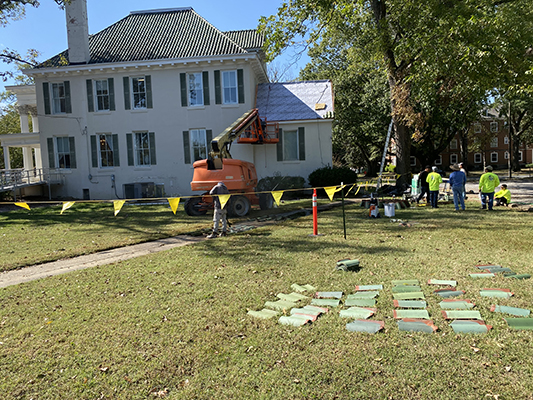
[1,0,310,93]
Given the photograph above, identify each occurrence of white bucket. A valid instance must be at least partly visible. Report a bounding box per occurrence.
[384,203,396,217]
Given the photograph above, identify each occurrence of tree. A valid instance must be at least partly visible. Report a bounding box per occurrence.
[260,0,533,189]
[0,101,23,169]
[1,0,68,81]
[300,32,391,175]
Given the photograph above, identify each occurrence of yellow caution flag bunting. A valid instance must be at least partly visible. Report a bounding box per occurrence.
[325,186,337,201]
[218,194,231,210]
[114,200,126,216]
[168,197,180,215]
[354,185,362,196]
[61,201,75,215]
[271,191,284,206]
[15,202,30,211]
[346,183,356,195]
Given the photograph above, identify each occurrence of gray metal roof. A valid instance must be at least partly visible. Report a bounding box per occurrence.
[224,30,264,51]
[38,8,263,68]
[256,80,334,122]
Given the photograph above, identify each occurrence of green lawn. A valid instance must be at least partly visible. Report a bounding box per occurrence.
[1,201,533,399]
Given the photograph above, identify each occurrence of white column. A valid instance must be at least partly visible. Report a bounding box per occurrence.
[34,147,42,170]
[3,146,11,170]
[19,113,30,133]
[22,147,34,171]
[31,114,39,133]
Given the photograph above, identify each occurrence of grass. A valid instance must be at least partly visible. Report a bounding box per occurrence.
[1,200,533,399]
[0,200,308,272]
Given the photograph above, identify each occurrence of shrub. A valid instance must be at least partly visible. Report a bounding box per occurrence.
[308,166,357,188]
[256,174,306,199]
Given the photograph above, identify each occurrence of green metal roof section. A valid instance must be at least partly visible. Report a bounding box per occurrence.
[38,8,263,68]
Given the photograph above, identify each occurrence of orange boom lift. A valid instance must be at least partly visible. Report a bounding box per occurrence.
[184,109,279,217]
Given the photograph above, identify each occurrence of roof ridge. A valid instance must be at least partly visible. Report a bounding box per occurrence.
[129,7,193,15]
[191,9,248,54]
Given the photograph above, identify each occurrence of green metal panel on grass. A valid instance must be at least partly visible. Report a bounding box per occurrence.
[278,315,310,326]
[346,320,384,334]
[434,289,465,298]
[347,291,379,299]
[355,285,383,291]
[480,289,513,299]
[397,319,437,333]
[291,283,316,293]
[392,285,422,293]
[316,291,343,299]
[428,279,457,287]
[469,273,495,279]
[393,292,425,300]
[394,310,430,319]
[451,320,492,334]
[311,299,340,307]
[442,310,482,320]
[247,309,279,319]
[344,298,376,307]
[491,305,530,317]
[340,307,375,319]
[392,280,419,286]
[505,318,533,330]
[393,300,427,309]
[264,300,297,311]
[276,292,308,302]
[439,300,475,310]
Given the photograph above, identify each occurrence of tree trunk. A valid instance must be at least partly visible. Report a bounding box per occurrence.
[512,133,521,171]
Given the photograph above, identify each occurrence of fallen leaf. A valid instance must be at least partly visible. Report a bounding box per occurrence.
[99,366,109,373]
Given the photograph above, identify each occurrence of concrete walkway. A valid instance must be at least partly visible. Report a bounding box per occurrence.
[0,235,203,289]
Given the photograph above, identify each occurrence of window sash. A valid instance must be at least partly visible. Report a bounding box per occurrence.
[283,130,299,161]
[56,137,71,168]
[190,129,207,161]
[99,134,114,167]
[474,123,481,133]
[490,137,498,147]
[135,132,151,165]
[51,83,66,114]
[95,80,110,111]
[222,71,238,104]
[474,153,482,163]
[450,139,458,150]
[490,122,498,132]
[491,152,498,162]
[434,155,442,165]
[450,154,458,164]
[132,77,147,109]
[188,73,203,106]
[504,136,509,144]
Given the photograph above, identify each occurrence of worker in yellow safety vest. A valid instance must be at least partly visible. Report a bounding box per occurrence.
[426,166,443,208]
[479,165,500,210]
[494,184,511,206]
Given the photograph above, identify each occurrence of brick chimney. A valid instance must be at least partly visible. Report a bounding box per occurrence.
[65,0,90,64]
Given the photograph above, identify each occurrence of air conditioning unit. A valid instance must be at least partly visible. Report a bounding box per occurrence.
[123,182,164,199]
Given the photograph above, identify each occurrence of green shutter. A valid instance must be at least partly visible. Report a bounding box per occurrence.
[47,137,55,168]
[43,82,51,115]
[112,134,120,166]
[126,133,134,166]
[69,136,76,168]
[237,69,244,104]
[298,127,306,160]
[180,73,187,107]
[149,132,156,165]
[277,128,283,161]
[108,78,115,111]
[64,81,72,114]
[86,79,94,112]
[145,75,153,108]
[183,131,191,164]
[90,135,98,168]
[214,70,221,104]
[123,77,130,110]
[202,71,210,106]
[206,130,212,152]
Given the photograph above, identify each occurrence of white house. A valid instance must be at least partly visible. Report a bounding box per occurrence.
[4,1,333,200]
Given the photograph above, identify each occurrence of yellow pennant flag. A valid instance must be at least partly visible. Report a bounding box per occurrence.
[346,183,356,195]
[325,186,337,201]
[61,201,75,215]
[336,185,346,192]
[168,197,180,215]
[365,181,368,191]
[271,191,284,206]
[354,185,362,196]
[15,202,30,211]
[396,174,401,179]
[114,200,126,216]
[218,194,231,209]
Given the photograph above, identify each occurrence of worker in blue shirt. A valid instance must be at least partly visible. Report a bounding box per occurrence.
[449,164,466,211]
